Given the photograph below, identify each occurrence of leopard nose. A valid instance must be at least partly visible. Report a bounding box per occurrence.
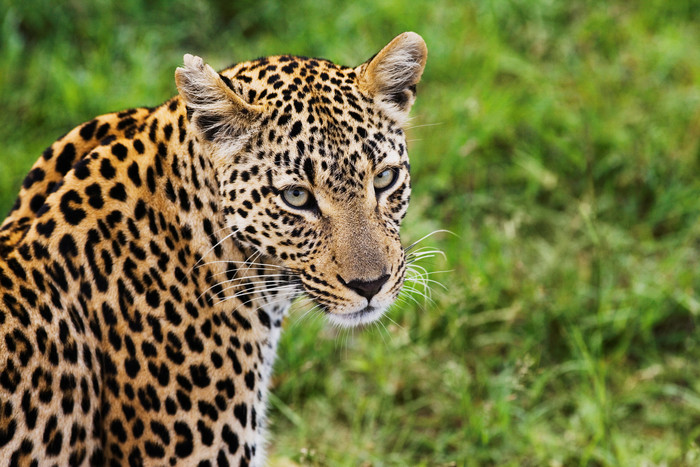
[342,274,390,301]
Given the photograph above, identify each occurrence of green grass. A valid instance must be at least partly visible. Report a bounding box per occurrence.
[2,0,700,465]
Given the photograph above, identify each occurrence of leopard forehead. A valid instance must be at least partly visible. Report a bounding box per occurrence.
[220,56,408,198]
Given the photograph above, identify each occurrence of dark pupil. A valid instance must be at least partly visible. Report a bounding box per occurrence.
[293,189,302,197]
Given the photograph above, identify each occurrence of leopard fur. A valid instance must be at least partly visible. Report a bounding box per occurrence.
[0,32,427,466]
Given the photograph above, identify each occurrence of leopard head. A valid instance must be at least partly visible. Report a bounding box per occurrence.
[175,32,427,326]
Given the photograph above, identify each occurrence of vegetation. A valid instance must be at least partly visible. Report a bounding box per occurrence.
[2,0,699,464]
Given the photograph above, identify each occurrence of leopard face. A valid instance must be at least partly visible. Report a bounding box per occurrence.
[176,32,427,326]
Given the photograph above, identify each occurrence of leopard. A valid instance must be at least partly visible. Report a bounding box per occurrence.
[0,32,427,466]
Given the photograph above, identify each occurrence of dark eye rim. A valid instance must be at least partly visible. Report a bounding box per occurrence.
[374,167,400,193]
[281,186,318,211]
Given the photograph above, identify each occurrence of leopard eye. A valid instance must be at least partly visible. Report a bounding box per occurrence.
[282,186,312,208]
[373,168,397,192]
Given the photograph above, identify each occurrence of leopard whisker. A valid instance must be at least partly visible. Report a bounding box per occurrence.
[194,260,290,270]
[403,229,454,253]
[214,281,298,298]
[197,273,292,301]
[217,288,300,316]
[212,284,300,308]
[404,121,444,130]
[400,283,436,306]
[405,276,447,290]
[189,226,242,272]
[289,299,324,330]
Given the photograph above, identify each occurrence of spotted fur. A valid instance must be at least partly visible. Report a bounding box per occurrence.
[0,32,427,466]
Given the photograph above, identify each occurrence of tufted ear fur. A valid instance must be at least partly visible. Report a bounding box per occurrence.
[175,54,264,153]
[358,32,427,125]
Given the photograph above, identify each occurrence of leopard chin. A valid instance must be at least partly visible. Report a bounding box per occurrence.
[326,305,388,328]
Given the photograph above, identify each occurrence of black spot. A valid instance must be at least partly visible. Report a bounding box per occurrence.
[21,390,38,430]
[150,420,171,445]
[217,449,230,467]
[111,143,128,161]
[189,364,210,388]
[164,180,176,202]
[42,146,54,161]
[109,183,127,202]
[198,400,218,422]
[232,311,251,330]
[56,143,76,175]
[96,122,111,139]
[197,421,214,446]
[125,358,140,378]
[233,403,247,428]
[36,219,56,237]
[43,415,62,456]
[174,422,194,458]
[80,119,98,140]
[134,200,147,220]
[60,190,86,225]
[133,418,145,438]
[110,419,128,443]
[23,167,45,189]
[176,390,192,411]
[100,158,116,179]
[221,424,239,454]
[149,119,159,142]
[85,183,104,209]
[303,158,315,185]
[146,290,160,308]
[73,158,91,179]
[257,309,271,329]
[184,325,203,352]
[244,371,255,390]
[289,120,302,138]
[29,194,46,213]
[100,135,116,146]
[178,188,191,212]
[134,139,145,154]
[348,111,363,122]
[147,167,156,193]
[127,162,142,187]
[0,416,16,449]
[145,441,165,459]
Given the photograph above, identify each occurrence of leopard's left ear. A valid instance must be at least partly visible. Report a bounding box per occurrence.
[176,54,264,153]
[358,32,427,125]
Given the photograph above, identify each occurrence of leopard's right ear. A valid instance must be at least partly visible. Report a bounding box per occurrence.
[175,54,264,152]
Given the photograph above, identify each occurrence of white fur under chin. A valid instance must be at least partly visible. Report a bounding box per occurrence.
[326,304,389,328]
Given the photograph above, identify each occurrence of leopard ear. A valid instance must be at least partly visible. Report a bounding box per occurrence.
[175,54,264,152]
[358,32,427,125]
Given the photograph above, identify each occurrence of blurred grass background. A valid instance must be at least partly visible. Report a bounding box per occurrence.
[2,0,700,465]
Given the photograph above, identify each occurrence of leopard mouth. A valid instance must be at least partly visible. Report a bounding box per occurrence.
[325,304,386,327]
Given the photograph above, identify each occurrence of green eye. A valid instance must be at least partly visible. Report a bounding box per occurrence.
[373,168,397,191]
[282,186,312,208]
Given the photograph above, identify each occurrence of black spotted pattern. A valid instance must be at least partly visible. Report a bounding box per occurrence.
[0,37,424,466]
